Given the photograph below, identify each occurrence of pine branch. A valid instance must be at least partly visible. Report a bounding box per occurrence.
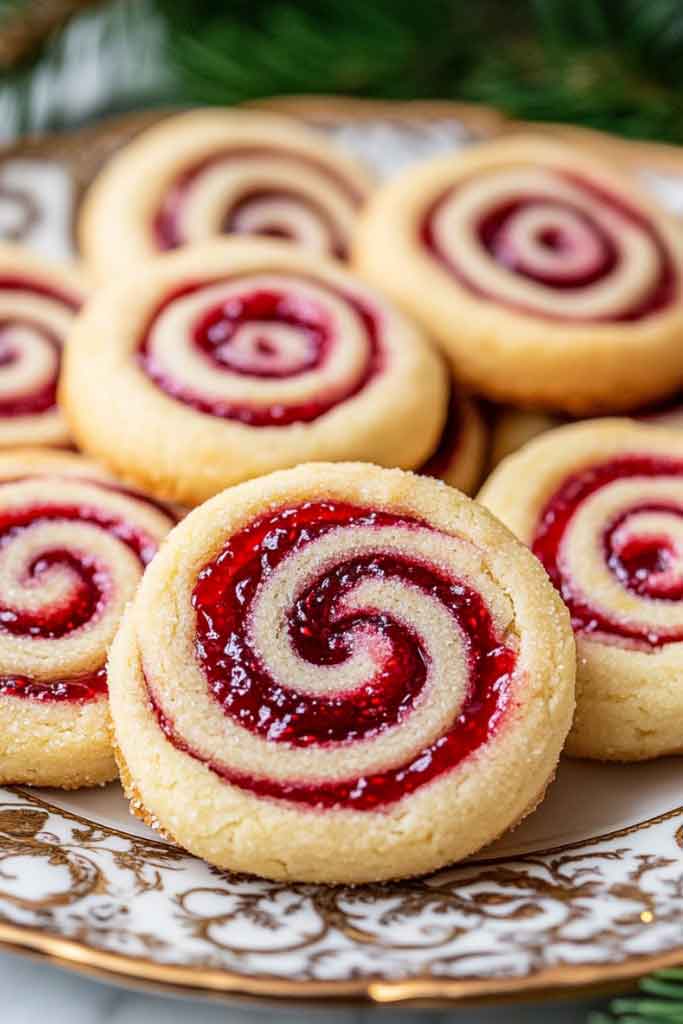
[3,0,683,143]
[158,0,485,103]
[589,970,683,1023]
[461,0,683,142]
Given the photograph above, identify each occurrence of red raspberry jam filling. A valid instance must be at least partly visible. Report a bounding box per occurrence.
[0,276,80,312]
[478,198,618,288]
[0,319,61,416]
[138,278,382,426]
[152,147,363,257]
[421,175,675,321]
[222,189,347,259]
[0,480,170,703]
[150,501,517,810]
[0,666,107,702]
[420,388,463,478]
[532,455,683,646]
[192,287,328,378]
[0,277,80,416]
[607,516,683,600]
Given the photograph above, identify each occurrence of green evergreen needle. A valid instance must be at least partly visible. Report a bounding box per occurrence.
[595,973,683,1023]
[640,978,683,1000]
[3,0,683,140]
[595,1007,683,1024]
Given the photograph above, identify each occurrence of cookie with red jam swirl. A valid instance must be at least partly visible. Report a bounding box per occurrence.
[62,239,449,506]
[79,109,373,278]
[354,136,683,415]
[0,449,175,788]
[0,244,85,447]
[480,419,683,761]
[108,463,574,883]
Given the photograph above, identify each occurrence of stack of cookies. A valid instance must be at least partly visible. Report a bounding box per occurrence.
[2,107,683,884]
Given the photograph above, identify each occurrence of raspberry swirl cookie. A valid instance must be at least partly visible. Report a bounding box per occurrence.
[0,244,84,447]
[62,239,448,506]
[480,419,683,761]
[419,385,487,494]
[79,109,373,278]
[354,136,683,414]
[0,449,175,788]
[109,463,574,883]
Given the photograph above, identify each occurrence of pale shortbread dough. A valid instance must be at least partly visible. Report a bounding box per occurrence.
[0,449,174,788]
[354,136,683,414]
[109,462,575,883]
[62,239,449,506]
[481,419,683,760]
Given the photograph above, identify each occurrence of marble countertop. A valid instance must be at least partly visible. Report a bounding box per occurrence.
[0,951,607,1023]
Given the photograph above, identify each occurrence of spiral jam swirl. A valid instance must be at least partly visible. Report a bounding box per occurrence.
[153,148,364,260]
[138,274,382,425]
[147,501,517,811]
[422,170,674,321]
[0,275,79,420]
[532,455,683,647]
[0,472,174,702]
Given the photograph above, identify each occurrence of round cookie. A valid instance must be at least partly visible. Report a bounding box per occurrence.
[354,135,683,414]
[0,449,175,788]
[108,462,575,884]
[79,108,373,278]
[0,243,85,447]
[419,385,487,494]
[62,238,449,506]
[480,419,683,761]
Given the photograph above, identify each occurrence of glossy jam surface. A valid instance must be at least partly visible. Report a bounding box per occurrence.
[152,147,363,256]
[138,278,382,426]
[421,175,675,322]
[151,501,517,810]
[192,288,328,378]
[0,277,80,416]
[606,515,683,600]
[0,479,169,703]
[420,389,462,477]
[532,455,683,645]
[0,666,107,702]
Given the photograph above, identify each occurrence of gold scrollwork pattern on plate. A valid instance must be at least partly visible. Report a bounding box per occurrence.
[0,786,681,998]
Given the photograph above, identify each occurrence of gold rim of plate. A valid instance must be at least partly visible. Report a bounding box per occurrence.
[0,786,680,1005]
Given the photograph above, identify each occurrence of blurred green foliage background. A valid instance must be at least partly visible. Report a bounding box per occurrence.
[0,0,683,141]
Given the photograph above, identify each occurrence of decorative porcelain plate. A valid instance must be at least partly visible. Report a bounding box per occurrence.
[0,98,682,1008]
